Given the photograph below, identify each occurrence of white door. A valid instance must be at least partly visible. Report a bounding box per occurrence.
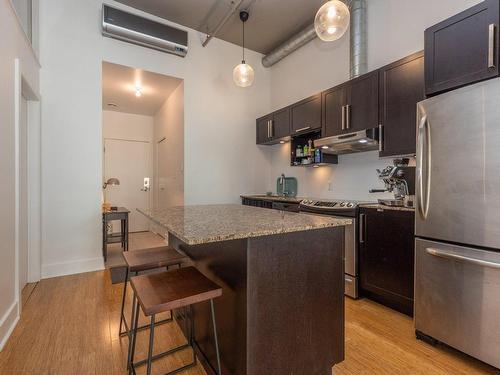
[104,139,151,232]
[19,95,28,292]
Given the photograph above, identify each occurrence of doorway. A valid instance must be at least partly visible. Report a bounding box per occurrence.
[101,61,184,268]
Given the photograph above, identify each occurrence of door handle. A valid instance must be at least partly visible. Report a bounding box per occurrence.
[359,213,365,243]
[426,248,500,270]
[489,23,496,69]
[417,114,430,219]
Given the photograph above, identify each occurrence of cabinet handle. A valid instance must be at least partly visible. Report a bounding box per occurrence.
[489,23,496,69]
[270,120,274,138]
[346,104,351,130]
[295,126,311,133]
[378,124,384,152]
[341,106,346,130]
[359,213,365,243]
[267,120,271,138]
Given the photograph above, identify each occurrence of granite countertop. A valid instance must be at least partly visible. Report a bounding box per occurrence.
[240,194,303,204]
[359,203,415,212]
[138,204,351,245]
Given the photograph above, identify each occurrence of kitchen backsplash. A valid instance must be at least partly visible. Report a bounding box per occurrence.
[267,143,414,201]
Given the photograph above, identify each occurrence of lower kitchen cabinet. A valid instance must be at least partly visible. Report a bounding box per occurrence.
[242,197,273,209]
[359,207,415,316]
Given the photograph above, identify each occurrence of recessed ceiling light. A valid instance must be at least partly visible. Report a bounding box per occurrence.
[321,145,329,149]
[279,140,285,144]
[107,103,118,108]
[359,139,368,143]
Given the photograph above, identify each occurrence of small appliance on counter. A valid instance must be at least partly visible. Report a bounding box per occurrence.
[369,159,415,208]
[276,174,297,197]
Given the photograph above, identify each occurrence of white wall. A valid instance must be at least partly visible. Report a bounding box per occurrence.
[103,110,154,142]
[39,0,272,278]
[266,0,481,200]
[0,0,40,351]
[153,82,184,209]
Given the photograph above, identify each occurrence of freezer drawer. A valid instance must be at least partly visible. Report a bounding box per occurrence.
[415,238,500,369]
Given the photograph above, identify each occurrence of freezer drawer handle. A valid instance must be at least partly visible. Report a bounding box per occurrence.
[426,248,500,270]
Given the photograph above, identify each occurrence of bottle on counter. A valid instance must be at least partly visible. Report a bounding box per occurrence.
[296,145,302,157]
[303,144,309,156]
[308,139,313,156]
[315,148,321,163]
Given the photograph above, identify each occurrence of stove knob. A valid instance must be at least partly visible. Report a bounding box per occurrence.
[339,202,346,207]
[347,202,354,208]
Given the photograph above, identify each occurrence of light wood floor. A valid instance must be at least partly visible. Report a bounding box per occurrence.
[0,232,498,375]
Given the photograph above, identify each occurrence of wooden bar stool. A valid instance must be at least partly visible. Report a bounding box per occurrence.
[120,246,188,338]
[127,266,223,375]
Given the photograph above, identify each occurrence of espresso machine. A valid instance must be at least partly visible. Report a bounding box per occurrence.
[369,159,416,207]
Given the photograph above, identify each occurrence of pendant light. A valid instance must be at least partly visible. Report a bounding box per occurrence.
[233,10,254,88]
[314,0,350,42]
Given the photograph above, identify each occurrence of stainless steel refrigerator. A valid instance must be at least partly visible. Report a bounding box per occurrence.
[415,78,500,369]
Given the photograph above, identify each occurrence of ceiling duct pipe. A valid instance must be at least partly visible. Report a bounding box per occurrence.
[261,0,367,79]
[349,0,367,78]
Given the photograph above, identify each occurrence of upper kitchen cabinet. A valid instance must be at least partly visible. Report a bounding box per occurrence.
[290,94,322,134]
[322,72,378,137]
[256,114,273,144]
[322,84,347,137]
[346,71,379,132]
[272,107,291,139]
[256,107,291,145]
[379,51,425,157]
[425,0,500,96]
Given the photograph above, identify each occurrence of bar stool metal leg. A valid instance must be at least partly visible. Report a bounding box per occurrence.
[146,315,155,375]
[119,266,129,336]
[127,295,140,374]
[210,299,222,375]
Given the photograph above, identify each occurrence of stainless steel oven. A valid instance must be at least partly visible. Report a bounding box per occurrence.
[300,199,364,298]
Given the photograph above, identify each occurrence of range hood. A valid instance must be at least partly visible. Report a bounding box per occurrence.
[314,128,379,155]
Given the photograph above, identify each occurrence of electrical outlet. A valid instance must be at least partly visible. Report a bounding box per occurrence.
[328,181,333,191]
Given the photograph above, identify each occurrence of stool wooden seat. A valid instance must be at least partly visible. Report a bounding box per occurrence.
[123,246,187,273]
[119,246,188,338]
[128,267,222,375]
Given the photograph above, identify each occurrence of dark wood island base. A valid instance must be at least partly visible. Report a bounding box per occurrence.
[169,226,345,375]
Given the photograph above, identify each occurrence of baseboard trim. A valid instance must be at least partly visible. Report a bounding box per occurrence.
[0,301,19,352]
[41,257,105,279]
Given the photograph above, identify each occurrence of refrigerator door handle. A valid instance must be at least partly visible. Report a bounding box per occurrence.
[426,247,500,270]
[417,114,430,219]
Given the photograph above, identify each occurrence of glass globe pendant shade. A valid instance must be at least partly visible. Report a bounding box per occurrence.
[233,61,254,87]
[314,0,350,42]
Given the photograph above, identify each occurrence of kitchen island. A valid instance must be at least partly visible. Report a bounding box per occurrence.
[138,204,350,375]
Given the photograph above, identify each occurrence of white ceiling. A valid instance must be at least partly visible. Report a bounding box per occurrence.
[102,61,183,116]
[115,0,326,54]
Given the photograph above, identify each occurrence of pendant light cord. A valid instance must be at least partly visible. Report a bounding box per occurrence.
[242,17,245,63]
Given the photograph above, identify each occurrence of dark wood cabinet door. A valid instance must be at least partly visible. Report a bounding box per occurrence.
[425,0,500,96]
[322,84,347,137]
[379,51,425,157]
[256,115,272,145]
[346,71,379,132]
[359,207,415,316]
[272,107,290,139]
[291,94,322,134]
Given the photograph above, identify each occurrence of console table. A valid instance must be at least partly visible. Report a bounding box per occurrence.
[102,207,130,261]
